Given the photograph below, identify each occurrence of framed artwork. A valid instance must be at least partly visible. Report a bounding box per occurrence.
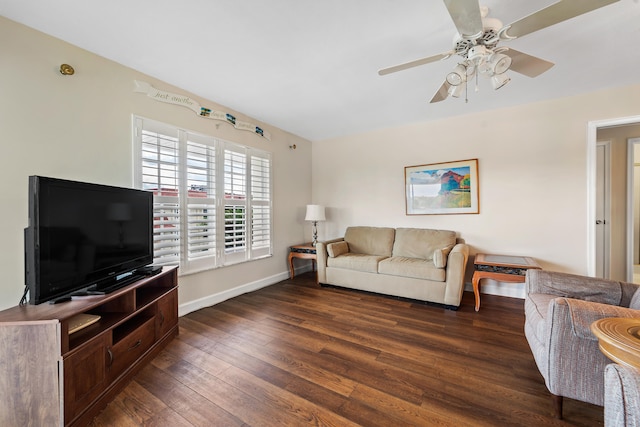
[405,158,479,215]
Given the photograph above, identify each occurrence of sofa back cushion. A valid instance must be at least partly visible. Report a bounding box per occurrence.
[392,228,456,260]
[344,226,395,257]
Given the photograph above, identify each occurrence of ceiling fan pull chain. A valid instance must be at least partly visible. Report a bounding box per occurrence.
[465,77,469,104]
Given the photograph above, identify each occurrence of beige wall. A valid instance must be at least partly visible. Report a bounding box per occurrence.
[0,17,312,312]
[312,85,640,297]
[4,16,640,310]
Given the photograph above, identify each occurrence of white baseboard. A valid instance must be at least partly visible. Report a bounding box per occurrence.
[178,271,290,317]
[464,280,525,299]
[180,268,522,317]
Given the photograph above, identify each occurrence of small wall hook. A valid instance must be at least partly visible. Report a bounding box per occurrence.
[289,144,297,150]
[60,64,75,75]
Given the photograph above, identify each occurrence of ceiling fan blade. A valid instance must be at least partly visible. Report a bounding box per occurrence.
[378,51,454,76]
[430,80,451,103]
[505,49,554,78]
[502,0,619,39]
[443,0,484,39]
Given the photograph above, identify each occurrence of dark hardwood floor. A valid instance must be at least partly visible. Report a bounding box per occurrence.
[89,272,603,426]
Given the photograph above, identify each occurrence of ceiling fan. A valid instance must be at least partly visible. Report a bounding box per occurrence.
[378,0,619,103]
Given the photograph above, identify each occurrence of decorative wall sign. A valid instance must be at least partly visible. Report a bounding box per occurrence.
[133,80,271,140]
[405,158,479,215]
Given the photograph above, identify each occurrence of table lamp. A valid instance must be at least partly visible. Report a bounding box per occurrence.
[305,205,326,246]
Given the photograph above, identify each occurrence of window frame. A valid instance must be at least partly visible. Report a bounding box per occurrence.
[133,116,273,275]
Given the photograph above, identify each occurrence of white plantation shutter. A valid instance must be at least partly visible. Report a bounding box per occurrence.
[185,136,217,271]
[134,116,272,274]
[250,152,272,257]
[139,123,181,266]
[152,201,181,265]
[223,144,248,264]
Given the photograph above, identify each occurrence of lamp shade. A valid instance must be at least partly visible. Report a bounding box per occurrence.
[305,205,326,221]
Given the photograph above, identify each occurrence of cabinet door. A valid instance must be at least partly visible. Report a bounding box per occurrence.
[157,289,178,338]
[63,334,109,423]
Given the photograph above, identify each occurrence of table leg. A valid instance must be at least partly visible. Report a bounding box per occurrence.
[472,272,481,312]
[471,270,528,312]
[288,253,295,279]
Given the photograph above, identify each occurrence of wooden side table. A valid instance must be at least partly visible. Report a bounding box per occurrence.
[288,243,317,279]
[472,253,541,312]
[591,317,640,370]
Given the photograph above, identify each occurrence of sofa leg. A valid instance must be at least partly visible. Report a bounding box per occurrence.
[552,394,563,419]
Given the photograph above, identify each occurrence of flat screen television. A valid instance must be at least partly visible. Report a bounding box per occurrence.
[25,176,154,304]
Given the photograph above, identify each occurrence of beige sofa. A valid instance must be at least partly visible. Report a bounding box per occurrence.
[316,226,469,309]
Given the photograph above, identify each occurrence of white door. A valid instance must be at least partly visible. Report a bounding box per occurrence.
[596,142,611,278]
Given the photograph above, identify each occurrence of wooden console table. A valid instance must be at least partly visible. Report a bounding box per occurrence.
[288,243,317,279]
[591,317,640,370]
[472,253,541,312]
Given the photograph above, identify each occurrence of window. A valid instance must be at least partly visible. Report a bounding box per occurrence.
[134,117,272,274]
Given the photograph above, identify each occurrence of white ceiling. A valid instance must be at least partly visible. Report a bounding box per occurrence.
[1,0,639,141]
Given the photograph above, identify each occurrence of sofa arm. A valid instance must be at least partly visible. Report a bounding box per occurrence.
[316,238,344,284]
[605,364,640,427]
[526,270,623,306]
[443,243,469,307]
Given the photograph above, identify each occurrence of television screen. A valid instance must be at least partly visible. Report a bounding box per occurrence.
[25,176,153,304]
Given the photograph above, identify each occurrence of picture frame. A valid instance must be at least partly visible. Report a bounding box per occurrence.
[405,158,479,215]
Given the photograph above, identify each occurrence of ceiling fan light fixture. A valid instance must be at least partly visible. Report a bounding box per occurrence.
[446,64,467,86]
[489,53,512,75]
[491,73,511,90]
[448,83,465,98]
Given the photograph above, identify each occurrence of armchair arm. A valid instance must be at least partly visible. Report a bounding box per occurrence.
[553,298,640,340]
[543,296,625,404]
[526,270,623,305]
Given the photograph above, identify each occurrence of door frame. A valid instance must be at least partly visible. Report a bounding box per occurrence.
[596,141,611,279]
[587,115,640,277]
[627,137,640,281]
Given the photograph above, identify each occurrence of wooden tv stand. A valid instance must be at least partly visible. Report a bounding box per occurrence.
[0,266,178,427]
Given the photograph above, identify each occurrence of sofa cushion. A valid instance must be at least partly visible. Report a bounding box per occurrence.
[433,245,454,268]
[327,241,349,258]
[344,226,395,257]
[378,256,446,281]
[392,228,456,260]
[327,253,387,273]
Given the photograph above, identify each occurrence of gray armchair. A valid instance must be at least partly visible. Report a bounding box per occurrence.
[524,270,640,419]
[605,364,640,427]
